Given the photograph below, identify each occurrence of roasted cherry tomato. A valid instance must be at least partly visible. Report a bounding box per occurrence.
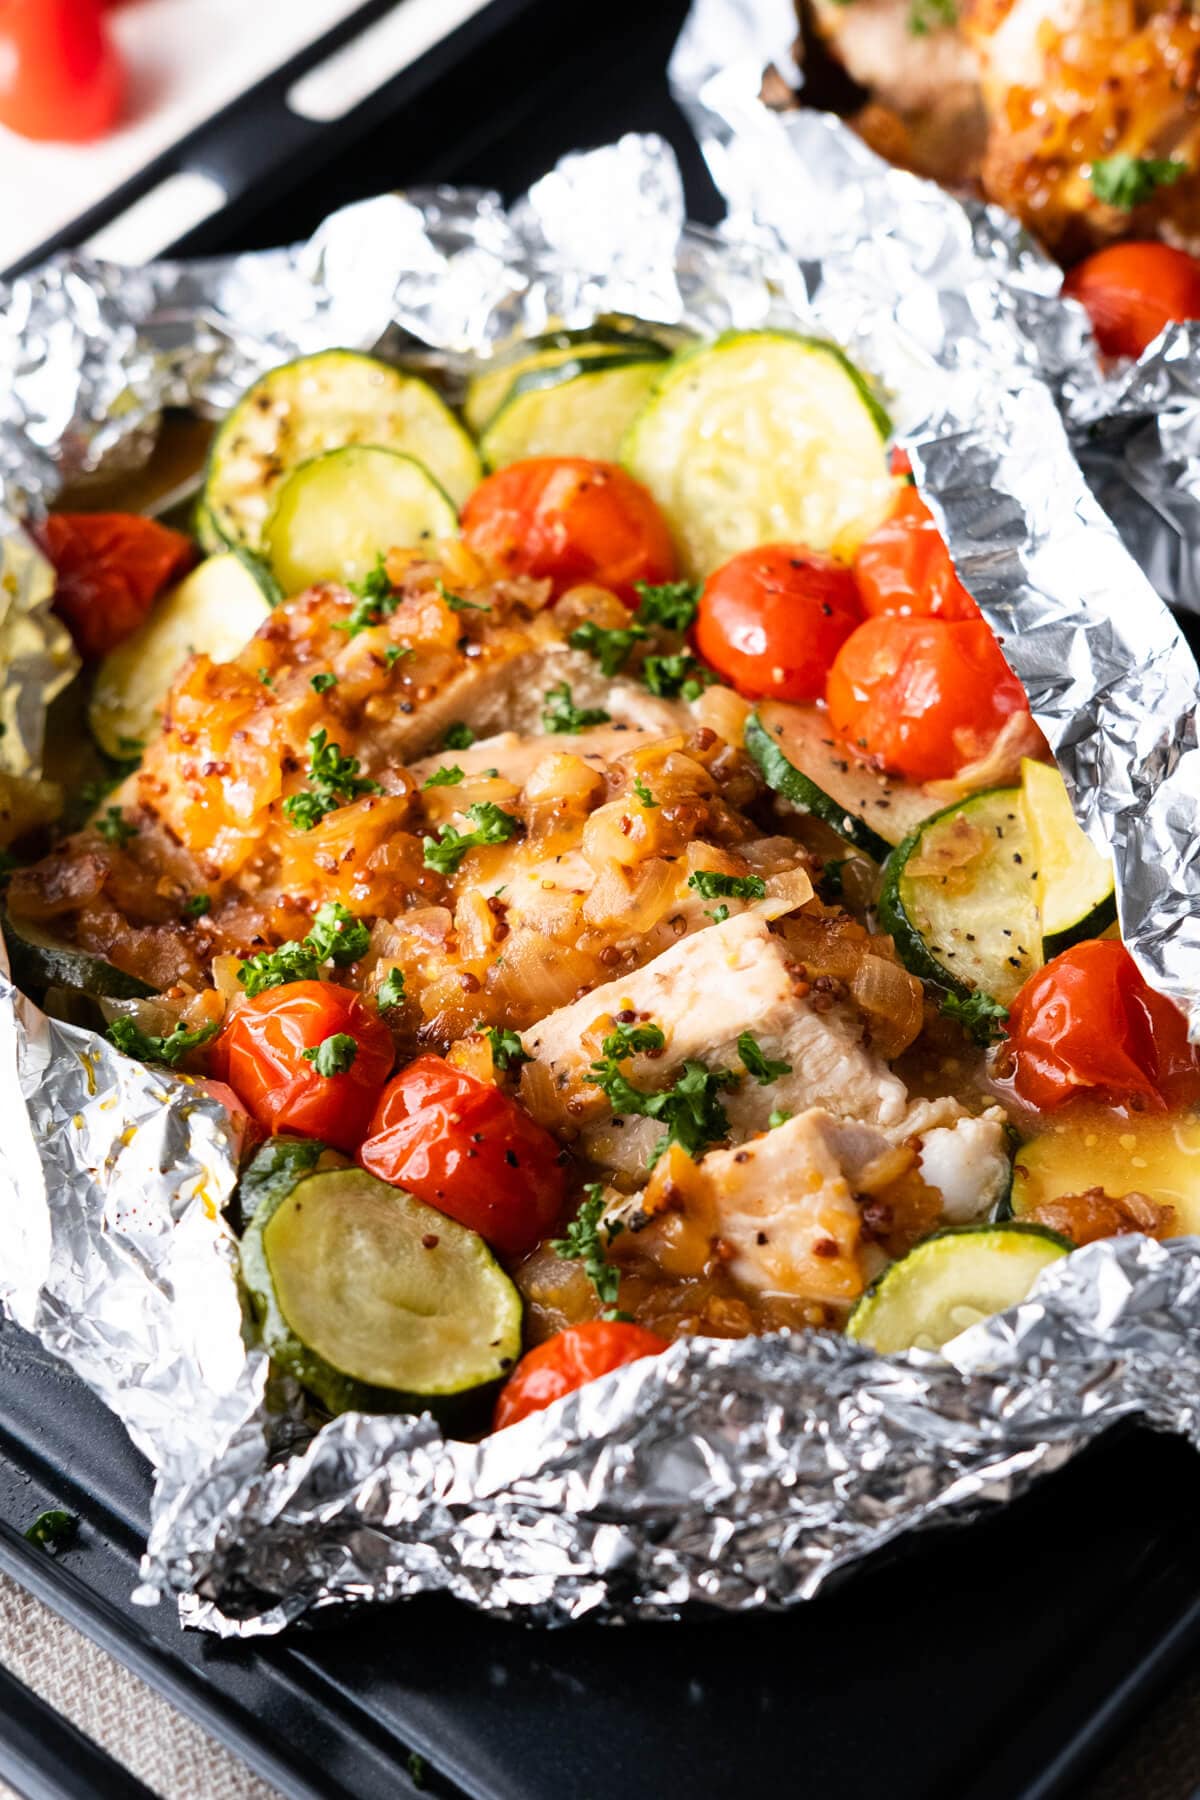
[853,487,981,621]
[493,1320,669,1430]
[0,1,124,143]
[1005,939,1200,1113]
[461,457,676,605]
[694,544,862,702]
[1062,243,1200,361]
[359,1054,565,1256]
[825,614,1029,783]
[213,981,394,1154]
[36,513,194,660]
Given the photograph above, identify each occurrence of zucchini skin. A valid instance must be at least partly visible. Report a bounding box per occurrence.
[876,823,968,998]
[1042,892,1118,960]
[2,907,157,1002]
[745,711,892,863]
[234,1135,327,1235]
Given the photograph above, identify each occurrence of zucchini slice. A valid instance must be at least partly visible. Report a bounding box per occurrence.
[262,446,458,595]
[203,350,481,554]
[746,704,940,862]
[234,1134,329,1234]
[846,1224,1070,1353]
[1021,757,1116,957]
[88,553,274,759]
[878,787,1042,1006]
[480,355,665,470]
[463,328,669,434]
[240,1164,523,1418]
[621,330,895,578]
[2,907,157,1000]
[1010,1109,1200,1236]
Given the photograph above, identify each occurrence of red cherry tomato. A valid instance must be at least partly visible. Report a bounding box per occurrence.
[889,447,914,480]
[213,981,394,1154]
[359,1054,565,1257]
[0,1,124,143]
[493,1320,669,1430]
[35,513,195,660]
[1062,243,1200,360]
[461,458,676,605]
[825,614,1029,783]
[853,487,981,621]
[1005,939,1200,1113]
[694,544,862,702]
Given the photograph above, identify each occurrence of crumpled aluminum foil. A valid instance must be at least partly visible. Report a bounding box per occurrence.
[670,0,1200,620]
[2,128,1200,1636]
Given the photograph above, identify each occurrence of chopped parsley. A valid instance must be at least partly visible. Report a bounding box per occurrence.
[633,579,701,631]
[310,671,337,694]
[384,645,410,668]
[907,0,956,32]
[257,667,273,687]
[632,774,657,809]
[568,618,648,676]
[237,902,369,997]
[96,806,137,847]
[737,1031,791,1085]
[603,1020,665,1057]
[768,1108,792,1130]
[541,681,611,734]
[336,555,400,636]
[423,801,520,876]
[585,1025,736,1164]
[106,1014,220,1067]
[283,728,381,830]
[821,858,848,898]
[443,721,474,750]
[184,893,211,918]
[377,967,407,1011]
[25,1509,77,1553]
[301,1032,359,1077]
[1090,154,1187,212]
[642,652,711,701]
[424,765,465,788]
[481,1024,529,1071]
[436,578,489,613]
[940,988,1010,1046]
[706,903,730,925]
[551,1183,623,1311]
[687,869,766,901]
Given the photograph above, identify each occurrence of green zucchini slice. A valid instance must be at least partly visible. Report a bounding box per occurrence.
[846,1224,1071,1353]
[1021,757,1116,957]
[621,329,895,578]
[89,553,274,759]
[234,1134,329,1234]
[878,787,1042,1007]
[1010,1111,1200,1236]
[464,328,669,434]
[202,350,481,554]
[746,704,940,862]
[480,355,665,470]
[2,908,157,1001]
[262,446,458,595]
[240,1164,523,1418]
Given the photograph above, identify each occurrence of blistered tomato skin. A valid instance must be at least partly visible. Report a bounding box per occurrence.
[1063,243,1200,361]
[359,1054,566,1257]
[826,614,1029,783]
[1005,939,1200,1112]
[461,457,676,604]
[695,544,862,702]
[36,513,195,659]
[493,1320,669,1430]
[214,981,394,1153]
[853,487,981,622]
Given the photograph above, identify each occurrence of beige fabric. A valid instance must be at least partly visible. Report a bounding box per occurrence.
[0,1572,278,1800]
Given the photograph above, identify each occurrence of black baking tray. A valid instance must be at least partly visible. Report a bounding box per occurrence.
[4,3,1200,1796]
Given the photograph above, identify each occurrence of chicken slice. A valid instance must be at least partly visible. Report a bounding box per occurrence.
[414,647,686,753]
[409,722,664,789]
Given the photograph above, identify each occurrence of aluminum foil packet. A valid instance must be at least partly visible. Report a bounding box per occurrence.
[1,130,1200,1636]
[671,0,1200,620]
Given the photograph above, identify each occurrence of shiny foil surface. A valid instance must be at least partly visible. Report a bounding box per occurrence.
[0,124,1199,1634]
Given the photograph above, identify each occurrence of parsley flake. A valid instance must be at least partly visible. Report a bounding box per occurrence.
[96,806,137,847]
[25,1509,77,1554]
[632,774,657,809]
[768,1108,792,1130]
[737,1031,791,1085]
[481,1024,529,1071]
[257,667,273,687]
[939,988,1010,1046]
[568,618,648,676]
[106,1015,220,1067]
[541,681,611,734]
[436,578,490,613]
[687,869,766,901]
[237,902,368,997]
[585,1023,736,1165]
[551,1184,623,1310]
[907,0,956,32]
[642,651,712,701]
[376,967,407,1011]
[384,645,410,668]
[310,671,337,694]
[184,893,211,918]
[443,721,474,750]
[283,728,381,831]
[1090,155,1188,212]
[423,765,465,788]
[706,903,730,925]
[336,555,399,636]
[633,579,701,631]
[301,1032,359,1077]
[423,801,519,876]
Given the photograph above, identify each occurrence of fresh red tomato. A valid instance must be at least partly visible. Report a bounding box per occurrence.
[825,614,1029,783]
[0,1,124,143]
[853,487,981,622]
[493,1320,669,1430]
[1005,939,1200,1112]
[694,544,862,702]
[35,513,194,660]
[1062,243,1200,360]
[359,1054,565,1256]
[890,447,914,481]
[461,458,676,605]
[213,981,394,1154]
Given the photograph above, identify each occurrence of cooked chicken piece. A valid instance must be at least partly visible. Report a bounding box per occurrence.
[916,1109,1012,1221]
[409,722,665,789]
